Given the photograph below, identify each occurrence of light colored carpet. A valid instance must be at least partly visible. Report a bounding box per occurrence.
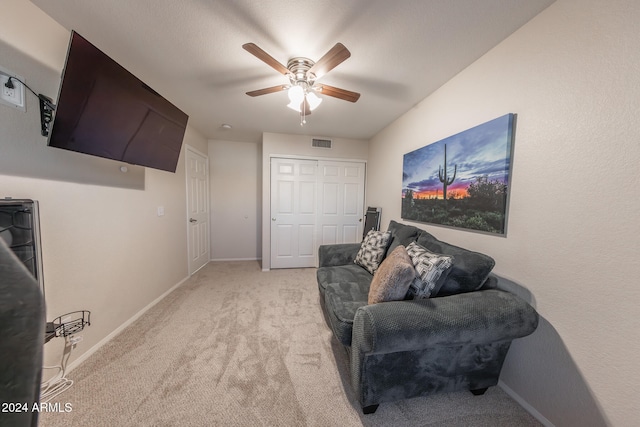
[40,261,542,427]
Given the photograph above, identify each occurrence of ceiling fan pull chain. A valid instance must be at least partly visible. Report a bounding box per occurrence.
[301,97,307,126]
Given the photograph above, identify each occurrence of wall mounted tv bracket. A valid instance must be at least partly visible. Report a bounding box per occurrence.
[39,95,55,136]
[3,76,56,136]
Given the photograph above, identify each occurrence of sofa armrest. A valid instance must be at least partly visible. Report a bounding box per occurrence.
[318,243,362,267]
[352,289,538,355]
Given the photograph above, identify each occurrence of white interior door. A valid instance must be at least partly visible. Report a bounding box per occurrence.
[270,158,318,269]
[186,147,210,274]
[317,161,365,245]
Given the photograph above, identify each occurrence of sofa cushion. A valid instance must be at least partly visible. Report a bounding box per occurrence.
[317,264,373,298]
[354,230,392,275]
[368,245,416,304]
[405,242,454,299]
[324,281,369,346]
[416,233,495,296]
[386,220,421,255]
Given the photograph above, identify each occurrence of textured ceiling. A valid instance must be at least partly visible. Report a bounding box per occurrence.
[30,0,555,143]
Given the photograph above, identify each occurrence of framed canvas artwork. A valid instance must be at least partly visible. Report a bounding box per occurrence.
[402,114,516,235]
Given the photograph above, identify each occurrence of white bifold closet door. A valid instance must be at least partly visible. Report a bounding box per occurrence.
[270,158,365,269]
[271,158,318,269]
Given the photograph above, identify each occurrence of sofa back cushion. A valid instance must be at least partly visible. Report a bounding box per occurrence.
[386,220,421,255]
[416,232,495,296]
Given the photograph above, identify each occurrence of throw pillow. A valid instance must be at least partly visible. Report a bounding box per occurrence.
[354,229,392,275]
[368,245,416,304]
[405,242,454,299]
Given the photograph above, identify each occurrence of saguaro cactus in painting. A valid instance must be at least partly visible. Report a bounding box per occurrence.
[438,144,457,201]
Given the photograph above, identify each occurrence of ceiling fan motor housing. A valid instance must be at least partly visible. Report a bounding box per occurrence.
[287,57,316,88]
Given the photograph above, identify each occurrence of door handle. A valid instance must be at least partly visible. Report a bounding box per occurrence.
[189,218,197,223]
[359,218,362,222]
[272,218,276,221]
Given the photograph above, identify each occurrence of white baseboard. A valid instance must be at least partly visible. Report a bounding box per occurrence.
[65,275,189,373]
[190,260,209,275]
[499,380,555,427]
[211,257,261,262]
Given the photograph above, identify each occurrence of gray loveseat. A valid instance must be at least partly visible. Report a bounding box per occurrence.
[317,220,538,414]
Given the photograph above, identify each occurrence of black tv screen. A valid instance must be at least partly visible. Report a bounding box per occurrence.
[48,31,189,173]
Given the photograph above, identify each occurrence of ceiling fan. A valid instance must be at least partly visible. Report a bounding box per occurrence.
[243,42,360,124]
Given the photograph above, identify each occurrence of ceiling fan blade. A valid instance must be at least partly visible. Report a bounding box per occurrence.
[246,85,288,97]
[243,43,290,75]
[309,43,351,79]
[316,84,360,103]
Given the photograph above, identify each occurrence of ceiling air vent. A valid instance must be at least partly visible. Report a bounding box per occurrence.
[312,138,332,149]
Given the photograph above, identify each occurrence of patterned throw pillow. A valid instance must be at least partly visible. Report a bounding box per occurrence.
[354,230,392,275]
[405,242,454,299]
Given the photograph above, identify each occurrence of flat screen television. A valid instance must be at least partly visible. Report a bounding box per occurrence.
[48,31,189,173]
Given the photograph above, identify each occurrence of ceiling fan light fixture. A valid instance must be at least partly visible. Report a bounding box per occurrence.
[306,92,322,111]
[286,94,322,113]
[287,84,304,106]
[286,100,301,111]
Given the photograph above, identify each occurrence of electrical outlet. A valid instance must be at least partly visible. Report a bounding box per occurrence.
[0,70,26,111]
[2,84,15,98]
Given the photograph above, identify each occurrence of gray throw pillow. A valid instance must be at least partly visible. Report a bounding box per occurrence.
[368,245,416,304]
[355,230,392,275]
[406,242,454,298]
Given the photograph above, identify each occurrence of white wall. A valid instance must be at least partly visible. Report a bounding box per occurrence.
[209,139,261,261]
[366,0,639,425]
[0,0,68,72]
[261,132,369,270]
[1,1,208,370]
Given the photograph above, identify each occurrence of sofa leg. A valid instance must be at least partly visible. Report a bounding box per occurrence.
[362,404,379,414]
[470,387,489,396]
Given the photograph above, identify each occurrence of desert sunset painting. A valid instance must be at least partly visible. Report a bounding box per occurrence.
[402,114,515,235]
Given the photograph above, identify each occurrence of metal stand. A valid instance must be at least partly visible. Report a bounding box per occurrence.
[41,311,90,402]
